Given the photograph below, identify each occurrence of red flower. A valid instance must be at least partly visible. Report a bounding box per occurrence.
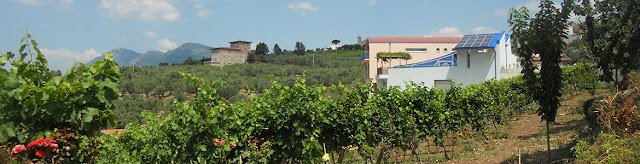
[27,138,57,149]
[254,139,258,143]
[458,132,463,137]
[230,143,236,148]
[11,144,26,158]
[463,131,470,135]
[213,138,226,146]
[36,150,44,158]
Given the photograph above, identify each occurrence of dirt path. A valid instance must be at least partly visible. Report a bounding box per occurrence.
[443,90,606,164]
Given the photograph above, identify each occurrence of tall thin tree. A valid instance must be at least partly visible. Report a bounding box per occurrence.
[509,0,573,162]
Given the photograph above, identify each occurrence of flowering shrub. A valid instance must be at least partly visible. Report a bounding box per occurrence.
[9,138,59,163]
[213,139,227,147]
[27,138,58,150]
[1,31,120,163]
[11,145,26,157]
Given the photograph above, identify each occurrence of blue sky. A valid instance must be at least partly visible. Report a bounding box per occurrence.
[0,0,563,71]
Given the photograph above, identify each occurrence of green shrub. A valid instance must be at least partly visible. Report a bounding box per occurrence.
[572,133,640,163]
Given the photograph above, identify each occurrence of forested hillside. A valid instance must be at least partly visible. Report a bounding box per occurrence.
[112,50,366,127]
[86,43,213,66]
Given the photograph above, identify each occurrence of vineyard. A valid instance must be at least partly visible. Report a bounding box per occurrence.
[2,34,637,163]
[94,70,537,163]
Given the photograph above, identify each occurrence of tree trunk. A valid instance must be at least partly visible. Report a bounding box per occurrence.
[546,120,551,163]
[338,148,346,163]
[376,147,386,164]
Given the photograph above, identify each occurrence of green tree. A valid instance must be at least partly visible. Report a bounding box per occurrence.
[563,39,588,64]
[577,0,640,87]
[509,7,540,103]
[294,41,306,55]
[255,42,269,55]
[331,39,340,51]
[273,44,282,55]
[509,0,573,161]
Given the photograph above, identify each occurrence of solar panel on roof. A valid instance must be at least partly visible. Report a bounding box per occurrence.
[455,34,494,49]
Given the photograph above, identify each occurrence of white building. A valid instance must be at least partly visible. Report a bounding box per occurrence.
[378,31,519,90]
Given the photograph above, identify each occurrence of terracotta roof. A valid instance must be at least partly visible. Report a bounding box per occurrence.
[229,40,252,43]
[211,47,242,50]
[531,54,570,61]
[101,129,124,137]
[370,37,461,43]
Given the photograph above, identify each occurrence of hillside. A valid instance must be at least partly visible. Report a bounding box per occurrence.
[133,50,164,66]
[112,50,366,128]
[88,43,212,66]
[87,48,142,66]
[162,43,212,64]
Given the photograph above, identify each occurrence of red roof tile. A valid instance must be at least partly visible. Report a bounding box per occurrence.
[101,129,124,137]
[229,40,252,43]
[370,37,461,43]
[211,47,242,50]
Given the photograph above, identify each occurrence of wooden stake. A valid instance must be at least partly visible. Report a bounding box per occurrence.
[518,149,521,164]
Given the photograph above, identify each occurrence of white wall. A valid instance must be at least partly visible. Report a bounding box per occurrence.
[495,35,519,69]
[367,42,458,84]
[388,49,498,89]
[387,33,518,89]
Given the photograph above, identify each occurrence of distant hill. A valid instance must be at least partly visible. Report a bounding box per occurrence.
[162,43,212,64]
[88,48,142,66]
[134,50,164,66]
[88,43,212,66]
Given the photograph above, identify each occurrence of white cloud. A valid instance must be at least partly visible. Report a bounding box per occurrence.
[288,2,318,15]
[122,38,127,43]
[41,48,101,61]
[426,27,464,37]
[472,26,500,34]
[523,1,541,12]
[157,38,178,52]
[40,48,103,70]
[144,31,158,38]
[83,49,101,59]
[99,0,180,21]
[493,1,539,17]
[197,9,211,18]
[368,0,376,6]
[40,48,101,72]
[192,3,211,18]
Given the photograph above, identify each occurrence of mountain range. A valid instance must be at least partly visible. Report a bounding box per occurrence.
[88,43,213,66]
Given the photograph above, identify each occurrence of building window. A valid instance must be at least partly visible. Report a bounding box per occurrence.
[444,48,448,53]
[243,43,248,46]
[405,48,427,52]
[233,43,237,46]
[436,48,440,53]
